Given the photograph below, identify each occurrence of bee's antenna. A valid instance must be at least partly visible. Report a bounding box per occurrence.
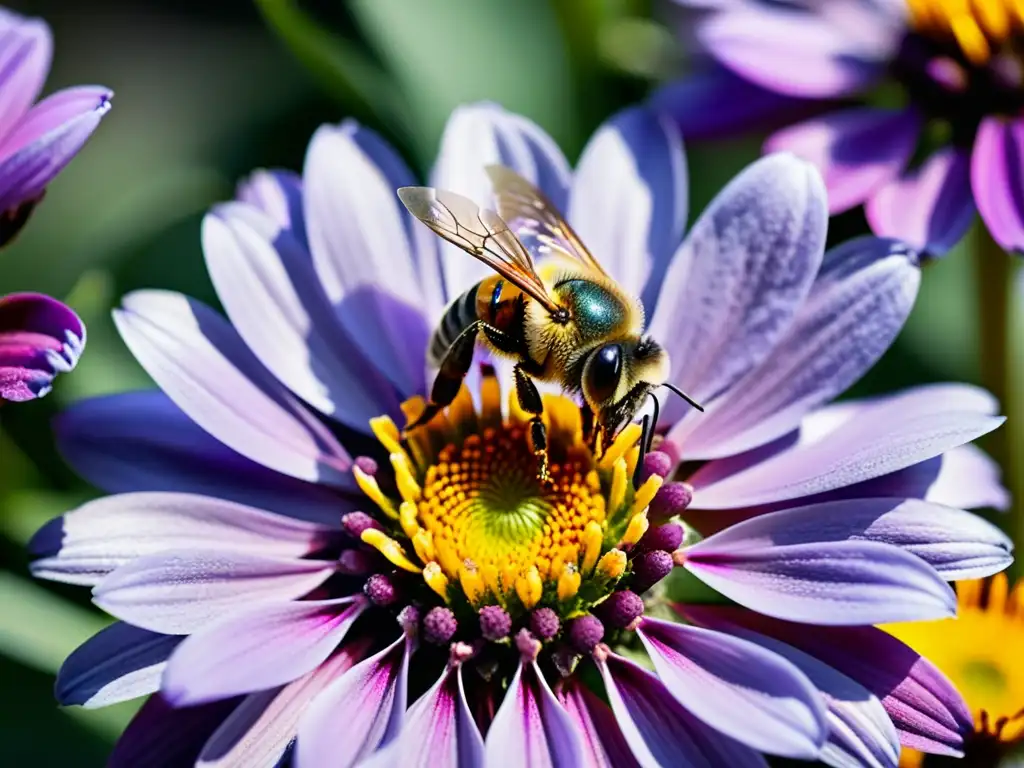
[633,413,651,489]
[664,382,704,413]
[647,390,661,452]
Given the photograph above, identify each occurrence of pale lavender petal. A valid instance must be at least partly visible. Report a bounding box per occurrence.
[295,636,409,768]
[93,549,337,634]
[690,384,1004,509]
[114,290,351,486]
[923,445,1009,511]
[56,622,181,708]
[30,492,337,587]
[198,643,365,768]
[110,695,238,768]
[567,106,687,309]
[677,236,919,458]
[558,677,639,768]
[483,660,585,768]
[866,147,974,257]
[972,115,1024,252]
[685,538,956,624]
[0,86,111,214]
[649,154,826,425]
[597,653,768,767]
[0,11,51,141]
[304,122,431,395]
[360,664,485,768]
[765,108,920,214]
[163,596,366,706]
[204,203,400,429]
[0,292,84,402]
[693,497,1011,580]
[636,617,827,757]
[54,391,349,523]
[236,169,307,249]
[431,102,571,297]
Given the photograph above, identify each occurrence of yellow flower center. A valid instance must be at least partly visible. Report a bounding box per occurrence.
[908,0,1024,64]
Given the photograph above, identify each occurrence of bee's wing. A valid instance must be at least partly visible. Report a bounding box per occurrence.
[486,164,609,278]
[398,186,561,314]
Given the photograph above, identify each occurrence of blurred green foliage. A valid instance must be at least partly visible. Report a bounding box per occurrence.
[0,0,1011,764]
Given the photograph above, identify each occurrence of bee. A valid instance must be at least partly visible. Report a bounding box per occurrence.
[397,165,702,481]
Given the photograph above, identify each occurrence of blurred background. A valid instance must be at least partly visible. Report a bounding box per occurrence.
[0,0,1003,764]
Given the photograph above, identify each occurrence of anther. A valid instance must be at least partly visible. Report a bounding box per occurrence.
[638,451,672,483]
[341,511,381,540]
[479,606,512,642]
[620,510,650,549]
[516,566,544,609]
[596,549,627,580]
[557,564,581,601]
[354,465,399,519]
[364,573,399,606]
[516,628,542,661]
[632,549,674,593]
[637,522,684,553]
[568,615,605,653]
[361,529,421,573]
[648,481,693,522]
[397,604,421,637]
[423,561,450,601]
[599,590,644,629]
[423,606,458,645]
[530,607,560,640]
[581,521,604,575]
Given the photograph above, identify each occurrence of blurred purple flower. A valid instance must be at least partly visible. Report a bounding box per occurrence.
[31,103,1011,767]
[656,0,1024,257]
[0,292,83,402]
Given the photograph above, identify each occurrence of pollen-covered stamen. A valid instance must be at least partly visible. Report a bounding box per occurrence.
[908,0,1024,64]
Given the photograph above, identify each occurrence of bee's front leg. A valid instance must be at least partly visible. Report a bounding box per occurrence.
[513,364,550,485]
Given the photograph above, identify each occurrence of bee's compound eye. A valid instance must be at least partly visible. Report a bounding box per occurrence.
[584,344,622,404]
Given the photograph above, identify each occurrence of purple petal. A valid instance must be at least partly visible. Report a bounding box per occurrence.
[685,537,956,624]
[198,643,365,768]
[0,292,84,402]
[109,694,239,768]
[636,617,827,758]
[765,108,921,214]
[483,660,585,768]
[114,290,352,486]
[30,491,337,587]
[972,115,1024,252]
[558,677,639,768]
[92,549,338,634]
[649,153,826,425]
[697,2,894,98]
[54,391,349,523]
[56,622,181,708]
[236,169,307,249]
[597,652,768,767]
[566,106,687,310]
[677,236,919,459]
[163,596,366,706]
[866,147,975,257]
[431,102,571,297]
[358,663,485,768]
[921,445,1009,511]
[295,636,409,768]
[204,203,400,429]
[683,607,972,756]
[690,384,1004,509]
[0,10,51,141]
[0,86,111,214]
[303,122,431,395]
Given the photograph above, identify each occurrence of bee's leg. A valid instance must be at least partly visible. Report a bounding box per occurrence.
[513,364,550,484]
[480,323,525,356]
[580,401,596,448]
[405,321,481,432]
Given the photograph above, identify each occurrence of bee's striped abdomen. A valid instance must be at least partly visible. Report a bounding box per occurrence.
[429,275,528,367]
[429,282,480,366]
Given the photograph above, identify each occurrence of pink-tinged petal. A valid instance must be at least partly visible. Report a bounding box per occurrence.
[114,290,352,487]
[236,169,306,248]
[558,677,639,768]
[677,236,918,458]
[431,102,571,298]
[204,203,400,429]
[92,549,338,634]
[683,606,971,756]
[636,617,827,758]
[649,154,826,425]
[0,11,51,141]
[483,660,585,768]
[360,664,485,768]
[690,384,1004,509]
[54,391,349,524]
[56,622,181,708]
[0,87,111,215]
[597,653,768,767]
[866,147,975,257]
[303,122,431,395]
[109,694,239,768]
[972,116,1024,252]
[685,537,956,624]
[765,108,921,214]
[198,641,367,768]
[295,636,409,768]
[163,596,366,706]
[0,291,84,402]
[567,106,687,310]
[30,492,337,587]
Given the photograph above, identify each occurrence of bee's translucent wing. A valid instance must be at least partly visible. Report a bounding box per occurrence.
[486,164,609,277]
[398,186,561,313]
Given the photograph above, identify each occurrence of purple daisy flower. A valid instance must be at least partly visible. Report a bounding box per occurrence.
[32,102,1012,767]
[0,292,84,402]
[656,0,1024,257]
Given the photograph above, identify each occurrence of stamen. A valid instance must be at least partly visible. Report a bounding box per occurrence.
[608,458,628,515]
[423,561,450,601]
[354,465,398,520]
[557,564,582,601]
[596,549,627,580]
[412,529,435,563]
[459,561,486,605]
[599,423,643,471]
[581,521,603,575]
[516,566,543,609]
[361,529,421,573]
[399,501,421,540]
[629,475,664,519]
[392,453,422,502]
[620,510,650,548]
[370,416,403,455]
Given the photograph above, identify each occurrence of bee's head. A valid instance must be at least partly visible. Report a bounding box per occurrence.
[582,337,669,432]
